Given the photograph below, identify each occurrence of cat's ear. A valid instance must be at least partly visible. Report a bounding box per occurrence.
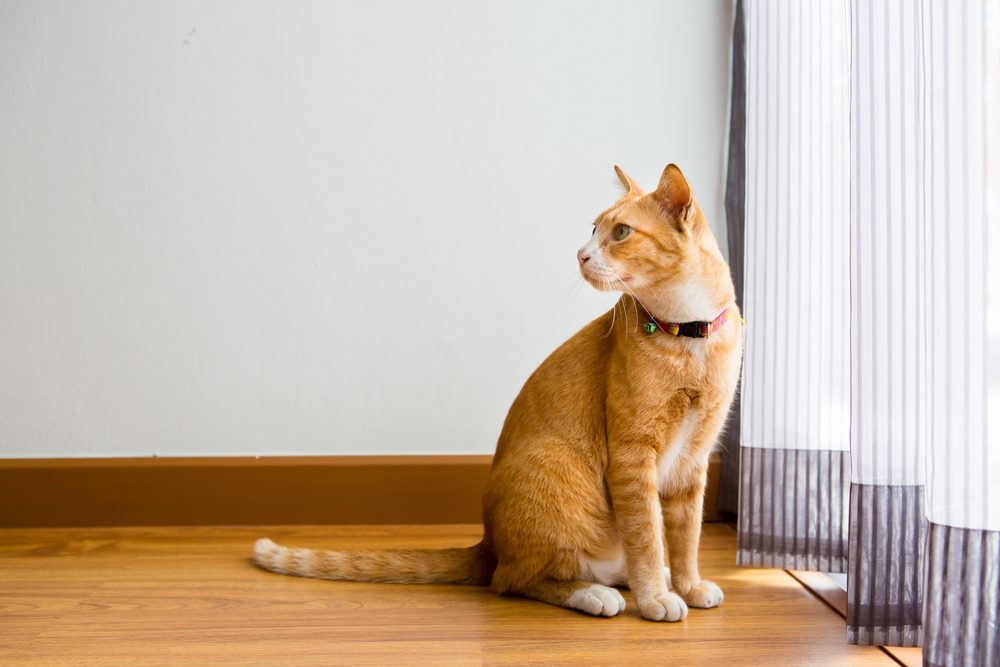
[652,163,694,224]
[614,165,644,197]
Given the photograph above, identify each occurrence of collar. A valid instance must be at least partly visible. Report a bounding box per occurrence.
[643,305,733,338]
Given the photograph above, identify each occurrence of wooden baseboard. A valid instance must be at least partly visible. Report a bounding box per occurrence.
[0,453,722,527]
[0,456,492,527]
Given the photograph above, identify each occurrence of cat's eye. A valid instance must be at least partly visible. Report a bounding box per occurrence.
[613,224,632,241]
[591,226,597,236]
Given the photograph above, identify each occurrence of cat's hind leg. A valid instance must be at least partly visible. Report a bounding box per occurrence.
[514,578,626,617]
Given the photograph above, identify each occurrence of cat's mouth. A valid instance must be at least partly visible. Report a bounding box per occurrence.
[581,266,631,291]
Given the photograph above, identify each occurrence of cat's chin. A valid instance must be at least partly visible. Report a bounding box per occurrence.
[581,272,629,292]
[583,279,619,293]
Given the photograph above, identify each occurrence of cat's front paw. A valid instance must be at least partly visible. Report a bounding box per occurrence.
[637,591,688,622]
[680,580,724,608]
[565,584,627,617]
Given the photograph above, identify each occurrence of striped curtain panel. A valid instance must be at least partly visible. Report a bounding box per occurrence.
[847,0,926,646]
[918,1,1000,663]
[737,0,1000,660]
[849,0,1000,655]
[737,0,852,571]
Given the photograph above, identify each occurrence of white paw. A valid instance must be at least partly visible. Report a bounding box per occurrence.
[637,591,688,622]
[662,566,672,588]
[681,580,724,608]
[565,584,627,617]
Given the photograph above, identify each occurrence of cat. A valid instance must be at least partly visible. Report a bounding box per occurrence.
[254,163,742,622]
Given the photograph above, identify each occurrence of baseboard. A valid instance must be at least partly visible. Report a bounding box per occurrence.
[0,455,492,527]
[0,453,722,527]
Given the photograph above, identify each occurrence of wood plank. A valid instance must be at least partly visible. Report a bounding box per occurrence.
[883,646,922,666]
[787,569,848,615]
[0,453,722,527]
[0,523,893,665]
[483,640,895,666]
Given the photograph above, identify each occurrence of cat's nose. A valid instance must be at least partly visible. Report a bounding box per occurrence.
[577,249,591,266]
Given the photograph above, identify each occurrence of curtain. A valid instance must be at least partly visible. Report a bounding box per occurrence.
[718,0,746,517]
[917,1,1000,663]
[847,0,926,646]
[736,0,852,572]
[734,0,1000,660]
[848,0,1000,655]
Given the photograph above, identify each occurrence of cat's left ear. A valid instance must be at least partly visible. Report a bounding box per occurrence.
[614,165,644,197]
[651,163,695,226]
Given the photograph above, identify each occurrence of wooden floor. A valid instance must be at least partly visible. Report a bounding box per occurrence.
[0,523,896,666]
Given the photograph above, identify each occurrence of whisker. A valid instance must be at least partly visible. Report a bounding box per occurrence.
[621,280,657,327]
[565,273,586,299]
[604,277,617,337]
[606,266,645,339]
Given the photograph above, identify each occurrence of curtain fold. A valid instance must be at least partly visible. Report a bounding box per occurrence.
[718,0,747,517]
[923,525,1000,665]
[738,448,849,570]
[846,486,925,645]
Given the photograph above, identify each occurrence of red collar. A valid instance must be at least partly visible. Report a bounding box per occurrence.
[645,306,733,338]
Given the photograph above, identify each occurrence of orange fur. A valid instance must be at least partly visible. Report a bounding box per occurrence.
[254,164,742,622]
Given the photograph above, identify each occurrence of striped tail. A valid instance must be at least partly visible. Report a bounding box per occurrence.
[253,538,491,585]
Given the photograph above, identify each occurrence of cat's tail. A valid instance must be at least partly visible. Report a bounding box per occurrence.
[252,538,493,585]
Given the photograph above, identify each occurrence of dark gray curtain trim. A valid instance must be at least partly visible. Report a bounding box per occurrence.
[923,522,1000,667]
[736,447,849,572]
[846,616,920,648]
[846,483,925,648]
[718,390,741,515]
[718,0,747,516]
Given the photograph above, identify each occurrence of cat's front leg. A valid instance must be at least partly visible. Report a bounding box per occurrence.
[607,445,688,622]
[662,465,724,609]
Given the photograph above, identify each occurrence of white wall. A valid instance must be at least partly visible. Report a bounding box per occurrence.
[0,0,734,458]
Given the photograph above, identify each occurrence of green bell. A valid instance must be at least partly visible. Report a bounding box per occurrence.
[643,321,657,334]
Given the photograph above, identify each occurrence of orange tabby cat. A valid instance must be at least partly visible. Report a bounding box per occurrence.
[254,164,742,622]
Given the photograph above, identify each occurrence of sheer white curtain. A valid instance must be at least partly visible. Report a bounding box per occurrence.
[737,0,851,571]
[738,0,1000,659]
[917,1,1000,663]
[850,0,1000,656]
[847,0,926,646]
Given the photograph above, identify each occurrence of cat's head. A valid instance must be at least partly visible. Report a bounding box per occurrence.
[577,164,730,320]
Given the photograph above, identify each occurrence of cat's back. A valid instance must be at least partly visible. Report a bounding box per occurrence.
[483,311,618,556]
[491,311,615,467]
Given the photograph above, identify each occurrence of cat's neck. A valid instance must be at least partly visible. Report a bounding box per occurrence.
[631,258,735,324]
[635,227,735,323]
[634,283,732,324]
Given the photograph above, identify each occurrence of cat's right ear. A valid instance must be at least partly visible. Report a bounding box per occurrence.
[651,163,694,224]
[614,165,644,198]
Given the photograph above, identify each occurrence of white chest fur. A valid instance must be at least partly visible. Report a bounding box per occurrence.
[657,411,698,494]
